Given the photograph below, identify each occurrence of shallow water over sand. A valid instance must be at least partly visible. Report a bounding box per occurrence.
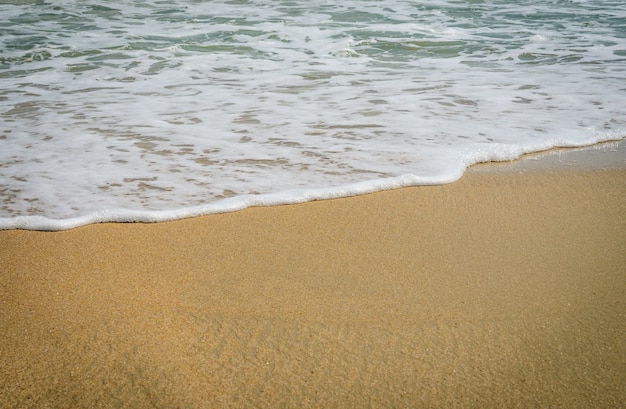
[1,0,625,229]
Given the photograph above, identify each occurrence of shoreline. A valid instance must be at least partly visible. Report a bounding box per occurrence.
[1,138,624,232]
[1,143,625,407]
[472,138,625,173]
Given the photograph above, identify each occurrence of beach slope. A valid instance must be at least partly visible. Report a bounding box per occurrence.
[1,152,625,408]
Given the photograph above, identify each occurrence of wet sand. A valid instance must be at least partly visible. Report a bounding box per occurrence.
[1,144,625,408]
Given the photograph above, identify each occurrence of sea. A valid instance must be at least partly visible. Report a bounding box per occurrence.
[1,0,625,230]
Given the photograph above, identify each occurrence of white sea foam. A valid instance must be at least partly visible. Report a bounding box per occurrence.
[1,0,625,230]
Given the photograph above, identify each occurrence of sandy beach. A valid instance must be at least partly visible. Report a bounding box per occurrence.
[1,143,625,408]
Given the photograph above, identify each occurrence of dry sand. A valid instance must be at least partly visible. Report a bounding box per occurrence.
[1,143,625,408]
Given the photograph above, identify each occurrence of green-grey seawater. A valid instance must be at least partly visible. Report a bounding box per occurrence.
[1,0,625,229]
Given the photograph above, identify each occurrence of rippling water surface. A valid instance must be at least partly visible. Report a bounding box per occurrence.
[1,0,625,229]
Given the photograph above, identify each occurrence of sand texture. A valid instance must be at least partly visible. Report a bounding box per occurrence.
[1,154,625,407]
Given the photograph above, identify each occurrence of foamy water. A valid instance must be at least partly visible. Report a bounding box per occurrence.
[1,0,625,230]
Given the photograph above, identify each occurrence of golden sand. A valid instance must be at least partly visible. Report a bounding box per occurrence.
[1,147,625,408]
